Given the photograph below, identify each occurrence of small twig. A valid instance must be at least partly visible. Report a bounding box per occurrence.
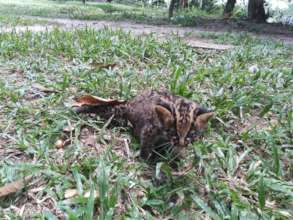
[123,138,131,158]
[98,114,114,143]
[215,116,230,128]
[172,163,193,176]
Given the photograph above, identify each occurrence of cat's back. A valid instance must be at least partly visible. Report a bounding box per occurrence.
[130,89,174,105]
[125,89,174,132]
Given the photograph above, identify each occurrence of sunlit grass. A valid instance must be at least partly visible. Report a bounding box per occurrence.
[0,0,168,25]
[0,15,51,27]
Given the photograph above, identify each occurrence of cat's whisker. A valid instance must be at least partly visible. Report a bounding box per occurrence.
[152,149,168,160]
[169,147,184,161]
[154,141,172,149]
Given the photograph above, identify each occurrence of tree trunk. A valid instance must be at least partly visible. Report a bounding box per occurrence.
[223,0,236,18]
[82,0,85,4]
[248,0,267,22]
[180,0,188,8]
[169,0,177,18]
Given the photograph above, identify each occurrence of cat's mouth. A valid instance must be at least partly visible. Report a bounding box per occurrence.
[171,131,201,147]
[171,137,188,147]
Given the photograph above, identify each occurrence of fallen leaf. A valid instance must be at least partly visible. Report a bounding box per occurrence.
[64,188,99,199]
[73,95,126,107]
[32,83,59,93]
[84,190,99,198]
[172,163,193,176]
[64,189,78,199]
[183,39,234,50]
[0,176,32,198]
[91,62,117,69]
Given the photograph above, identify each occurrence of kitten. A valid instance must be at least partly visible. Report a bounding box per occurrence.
[74,89,213,160]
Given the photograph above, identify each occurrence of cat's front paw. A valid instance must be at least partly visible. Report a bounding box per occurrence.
[140,148,151,160]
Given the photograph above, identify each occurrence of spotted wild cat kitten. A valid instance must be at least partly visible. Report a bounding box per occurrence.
[74,89,213,160]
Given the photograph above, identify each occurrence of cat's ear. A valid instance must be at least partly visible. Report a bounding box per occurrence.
[155,105,174,128]
[195,107,214,129]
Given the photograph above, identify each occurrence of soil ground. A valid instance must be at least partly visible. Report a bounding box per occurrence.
[1,16,293,50]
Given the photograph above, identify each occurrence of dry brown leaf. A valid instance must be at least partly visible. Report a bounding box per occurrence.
[91,62,117,69]
[64,189,78,199]
[73,95,126,107]
[32,83,59,93]
[64,189,99,199]
[84,190,99,198]
[0,176,32,198]
[184,39,233,50]
[172,163,193,176]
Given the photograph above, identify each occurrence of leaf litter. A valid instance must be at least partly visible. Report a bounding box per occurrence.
[0,176,33,198]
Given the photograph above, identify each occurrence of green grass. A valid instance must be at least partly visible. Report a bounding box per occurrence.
[0,28,292,219]
[170,7,222,26]
[0,0,227,27]
[0,15,51,27]
[0,0,168,25]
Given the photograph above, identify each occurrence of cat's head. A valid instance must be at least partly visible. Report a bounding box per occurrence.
[155,100,213,147]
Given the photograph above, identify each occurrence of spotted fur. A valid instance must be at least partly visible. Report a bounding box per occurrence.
[76,89,213,160]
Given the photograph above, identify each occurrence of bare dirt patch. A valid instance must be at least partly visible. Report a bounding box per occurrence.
[0,17,235,50]
[238,114,278,134]
[193,18,293,41]
[1,16,293,47]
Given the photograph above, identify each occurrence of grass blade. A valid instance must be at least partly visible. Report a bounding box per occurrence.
[192,194,221,220]
[73,168,84,195]
[271,142,281,176]
[86,181,95,220]
[258,175,266,210]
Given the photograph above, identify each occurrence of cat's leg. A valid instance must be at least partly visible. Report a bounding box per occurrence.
[139,125,157,160]
[140,145,152,160]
